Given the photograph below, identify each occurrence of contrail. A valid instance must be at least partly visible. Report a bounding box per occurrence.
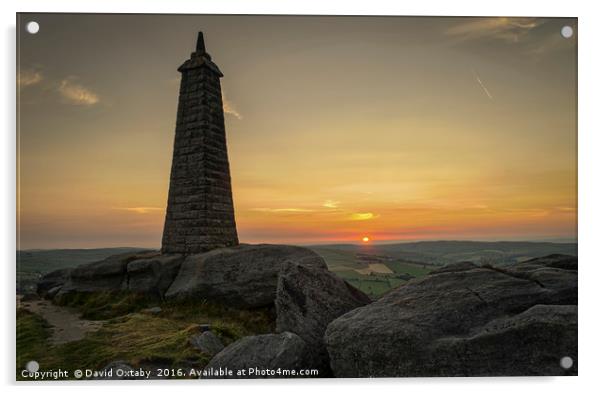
[472,68,494,100]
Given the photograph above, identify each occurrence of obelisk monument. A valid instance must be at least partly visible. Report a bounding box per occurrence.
[161,32,239,254]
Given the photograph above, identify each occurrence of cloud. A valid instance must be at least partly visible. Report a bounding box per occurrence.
[446,17,543,43]
[18,70,43,88]
[349,212,378,221]
[113,207,163,214]
[322,200,340,209]
[222,91,242,119]
[554,206,576,212]
[57,78,99,105]
[251,208,314,213]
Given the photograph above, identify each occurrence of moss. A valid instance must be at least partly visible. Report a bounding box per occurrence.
[159,299,275,343]
[54,291,275,336]
[70,313,205,367]
[55,291,154,320]
[17,311,211,378]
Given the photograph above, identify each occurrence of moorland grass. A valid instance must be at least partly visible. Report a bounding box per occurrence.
[16,293,275,379]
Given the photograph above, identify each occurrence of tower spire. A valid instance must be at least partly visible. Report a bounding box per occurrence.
[196,31,206,54]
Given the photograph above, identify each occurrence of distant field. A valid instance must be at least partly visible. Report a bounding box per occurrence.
[311,240,577,298]
[355,263,393,275]
[311,246,434,299]
[309,248,366,269]
[384,261,432,277]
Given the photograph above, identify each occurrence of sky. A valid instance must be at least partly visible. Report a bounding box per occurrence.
[17,14,577,249]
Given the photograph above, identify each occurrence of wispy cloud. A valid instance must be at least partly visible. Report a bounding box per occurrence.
[555,206,576,212]
[349,212,378,221]
[222,91,242,119]
[251,207,314,213]
[57,78,99,106]
[322,200,340,209]
[446,17,543,43]
[113,207,164,214]
[18,70,43,88]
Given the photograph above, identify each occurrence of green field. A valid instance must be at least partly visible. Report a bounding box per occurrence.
[331,265,427,299]
[311,246,433,298]
[309,247,366,269]
[384,261,432,277]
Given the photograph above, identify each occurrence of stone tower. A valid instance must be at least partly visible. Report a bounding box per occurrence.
[161,32,239,254]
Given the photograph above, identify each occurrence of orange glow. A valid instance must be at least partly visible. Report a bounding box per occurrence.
[15,16,577,249]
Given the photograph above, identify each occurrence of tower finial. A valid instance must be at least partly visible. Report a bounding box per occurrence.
[196,32,206,54]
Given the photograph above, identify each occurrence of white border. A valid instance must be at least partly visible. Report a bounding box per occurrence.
[2,1,601,393]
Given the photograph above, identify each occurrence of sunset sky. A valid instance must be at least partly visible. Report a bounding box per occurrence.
[17,14,577,249]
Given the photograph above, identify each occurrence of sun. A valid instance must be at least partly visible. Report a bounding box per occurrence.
[362,236,370,243]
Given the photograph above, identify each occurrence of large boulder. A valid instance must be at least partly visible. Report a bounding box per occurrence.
[58,251,159,295]
[165,244,327,308]
[189,331,224,356]
[126,254,184,298]
[36,268,72,297]
[324,254,577,377]
[433,304,577,376]
[429,261,479,274]
[205,332,321,378]
[275,262,371,368]
[512,254,577,271]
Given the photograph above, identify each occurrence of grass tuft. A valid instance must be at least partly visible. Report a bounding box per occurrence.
[54,291,154,320]
[17,293,275,379]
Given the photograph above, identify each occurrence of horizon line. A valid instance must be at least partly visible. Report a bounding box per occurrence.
[16,237,578,252]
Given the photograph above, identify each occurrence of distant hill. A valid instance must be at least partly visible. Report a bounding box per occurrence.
[311,240,577,266]
[309,240,577,298]
[16,247,154,294]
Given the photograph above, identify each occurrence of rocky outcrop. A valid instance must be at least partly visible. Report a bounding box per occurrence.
[126,254,184,298]
[39,245,329,309]
[57,251,159,296]
[165,244,327,308]
[36,245,576,377]
[433,304,577,375]
[205,332,321,378]
[429,261,479,274]
[275,262,371,369]
[324,254,577,377]
[513,254,577,271]
[189,331,224,356]
[40,251,184,300]
[36,267,72,297]
[46,285,62,299]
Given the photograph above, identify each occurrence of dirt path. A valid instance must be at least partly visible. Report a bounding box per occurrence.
[17,296,104,345]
